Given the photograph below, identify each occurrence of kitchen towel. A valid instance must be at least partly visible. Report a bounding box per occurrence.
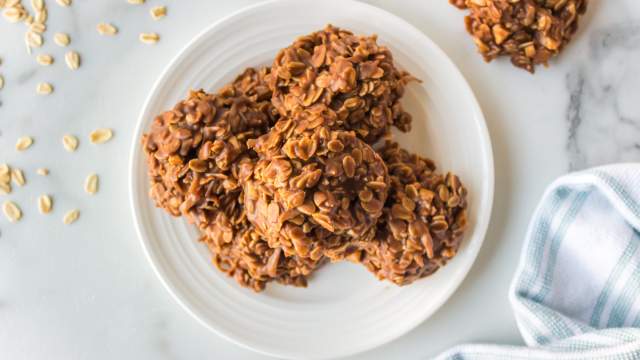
[437,164,640,360]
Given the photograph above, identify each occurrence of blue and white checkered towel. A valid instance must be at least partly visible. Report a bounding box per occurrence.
[437,164,640,360]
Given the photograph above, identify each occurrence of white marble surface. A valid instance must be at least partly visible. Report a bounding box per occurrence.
[0,0,638,359]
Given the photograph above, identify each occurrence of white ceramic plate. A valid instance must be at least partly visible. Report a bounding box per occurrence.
[129,0,494,358]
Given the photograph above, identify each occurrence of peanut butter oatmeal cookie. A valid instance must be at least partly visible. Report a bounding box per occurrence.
[451,0,587,73]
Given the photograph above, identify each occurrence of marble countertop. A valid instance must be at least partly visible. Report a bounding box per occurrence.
[1,0,639,359]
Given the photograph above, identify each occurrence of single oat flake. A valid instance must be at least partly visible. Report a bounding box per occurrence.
[84,173,98,194]
[36,168,49,176]
[3,201,22,223]
[3,7,25,23]
[32,0,44,11]
[36,54,54,66]
[54,32,70,47]
[25,31,43,48]
[0,74,4,90]
[16,136,34,151]
[38,194,52,214]
[97,23,118,36]
[139,32,159,44]
[56,0,71,6]
[11,168,25,187]
[150,6,166,20]
[62,134,78,152]
[65,51,80,70]
[128,0,145,4]
[63,209,79,224]
[0,182,10,195]
[89,128,113,144]
[36,82,53,95]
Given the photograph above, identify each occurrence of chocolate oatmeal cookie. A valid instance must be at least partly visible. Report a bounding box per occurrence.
[244,110,390,261]
[451,0,588,72]
[142,68,276,225]
[201,216,323,292]
[268,25,415,143]
[354,142,468,285]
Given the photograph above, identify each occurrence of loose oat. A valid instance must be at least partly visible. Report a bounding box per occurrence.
[89,128,112,144]
[56,0,70,6]
[0,74,4,90]
[34,7,46,23]
[36,82,53,95]
[31,0,43,11]
[150,6,166,20]
[84,173,98,194]
[29,21,45,33]
[16,136,33,151]
[25,30,43,48]
[38,194,52,214]
[139,32,159,44]
[96,22,117,36]
[0,182,10,195]
[3,7,25,23]
[63,209,79,224]
[54,32,70,46]
[62,134,78,151]
[127,0,145,4]
[36,54,53,65]
[64,50,79,70]
[11,168,25,186]
[36,167,49,176]
[3,201,22,222]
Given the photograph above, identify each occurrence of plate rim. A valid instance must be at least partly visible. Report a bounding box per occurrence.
[128,0,495,358]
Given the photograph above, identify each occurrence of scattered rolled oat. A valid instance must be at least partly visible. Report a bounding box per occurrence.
[2,201,22,222]
[84,173,98,194]
[31,0,44,11]
[150,6,166,20]
[139,32,159,44]
[36,54,53,65]
[96,22,118,36]
[11,168,25,187]
[3,7,24,23]
[62,134,78,152]
[0,165,10,194]
[36,82,53,95]
[127,0,145,4]
[25,30,43,48]
[64,51,80,70]
[38,194,52,214]
[36,167,49,176]
[35,7,47,23]
[0,74,4,90]
[16,136,33,151]
[29,21,45,33]
[56,0,70,6]
[62,209,79,224]
[54,32,70,47]
[89,128,112,144]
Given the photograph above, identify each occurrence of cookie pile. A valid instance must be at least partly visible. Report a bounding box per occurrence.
[142,25,469,292]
